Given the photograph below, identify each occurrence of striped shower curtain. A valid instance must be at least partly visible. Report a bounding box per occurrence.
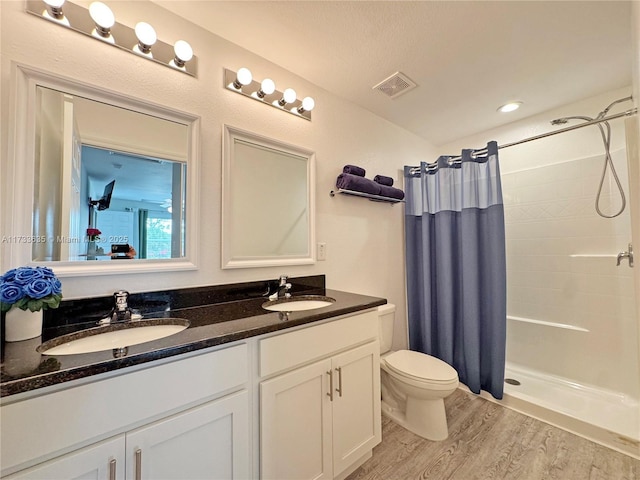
[404,141,507,399]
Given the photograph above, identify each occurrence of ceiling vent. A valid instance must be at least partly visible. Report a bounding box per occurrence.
[373,71,417,99]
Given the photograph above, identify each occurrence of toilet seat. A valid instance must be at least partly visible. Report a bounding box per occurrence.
[384,350,458,386]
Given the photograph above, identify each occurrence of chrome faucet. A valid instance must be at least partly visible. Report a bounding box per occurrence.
[110,290,132,323]
[269,275,292,300]
[616,243,634,267]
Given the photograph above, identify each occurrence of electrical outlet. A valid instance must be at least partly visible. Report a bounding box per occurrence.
[317,243,327,261]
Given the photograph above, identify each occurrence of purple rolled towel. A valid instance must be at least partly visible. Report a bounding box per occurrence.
[378,185,405,200]
[336,173,382,195]
[373,175,394,186]
[343,165,366,177]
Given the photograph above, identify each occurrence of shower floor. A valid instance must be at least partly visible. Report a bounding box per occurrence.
[503,364,638,438]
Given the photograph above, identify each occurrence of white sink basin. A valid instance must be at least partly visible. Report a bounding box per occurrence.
[262,295,336,312]
[39,319,189,356]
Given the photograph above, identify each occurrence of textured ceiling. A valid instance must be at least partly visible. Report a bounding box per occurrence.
[155,1,633,146]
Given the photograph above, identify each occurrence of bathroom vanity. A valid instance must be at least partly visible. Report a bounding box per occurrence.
[0,276,385,480]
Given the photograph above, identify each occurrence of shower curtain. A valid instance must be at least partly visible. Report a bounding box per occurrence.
[404,141,507,399]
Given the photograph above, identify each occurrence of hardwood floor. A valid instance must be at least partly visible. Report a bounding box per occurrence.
[346,389,640,480]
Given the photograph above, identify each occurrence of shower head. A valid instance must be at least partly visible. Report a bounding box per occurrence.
[550,118,568,125]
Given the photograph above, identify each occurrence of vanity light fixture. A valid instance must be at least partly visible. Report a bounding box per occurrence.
[498,101,523,113]
[134,22,157,57]
[171,40,193,69]
[26,0,197,76]
[224,68,314,121]
[89,2,115,43]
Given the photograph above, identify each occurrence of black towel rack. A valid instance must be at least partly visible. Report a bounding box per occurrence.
[330,188,405,204]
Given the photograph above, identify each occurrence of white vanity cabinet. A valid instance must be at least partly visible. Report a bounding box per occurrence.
[125,390,248,480]
[3,436,126,480]
[259,310,381,480]
[5,391,249,480]
[1,344,250,479]
[1,306,382,480]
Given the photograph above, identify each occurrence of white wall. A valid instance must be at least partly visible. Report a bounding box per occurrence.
[0,1,436,351]
[441,88,639,398]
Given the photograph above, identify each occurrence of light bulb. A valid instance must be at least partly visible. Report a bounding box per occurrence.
[232,67,252,89]
[173,40,193,68]
[134,22,156,54]
[135,22,156,47]
[299,96,315,113]
[283,88,297,104]
[261,78,276,95]
[89,2,114,29]
[43,0,66,21]
[252,78,276,100]
[237,68,252,85]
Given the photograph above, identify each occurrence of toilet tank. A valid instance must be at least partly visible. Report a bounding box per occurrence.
[378,303,396,354]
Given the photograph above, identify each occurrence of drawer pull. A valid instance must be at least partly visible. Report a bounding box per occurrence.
[336,366,343,397]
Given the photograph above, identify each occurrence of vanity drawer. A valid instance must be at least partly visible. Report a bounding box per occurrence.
[259,309,378,377]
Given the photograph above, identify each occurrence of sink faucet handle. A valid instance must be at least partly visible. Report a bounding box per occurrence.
[278,275,289,286]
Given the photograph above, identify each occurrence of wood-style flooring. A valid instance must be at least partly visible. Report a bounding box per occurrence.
[346,389,640,480]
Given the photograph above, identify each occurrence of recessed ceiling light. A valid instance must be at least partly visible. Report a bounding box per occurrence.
[498,102,523,113]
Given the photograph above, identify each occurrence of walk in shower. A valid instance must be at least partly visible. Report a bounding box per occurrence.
[496,93,639,457]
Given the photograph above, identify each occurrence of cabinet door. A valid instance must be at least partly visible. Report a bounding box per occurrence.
[126,390,249,480]
[260,358,333,480]
[331,342,381,476]
[4,435,125,480]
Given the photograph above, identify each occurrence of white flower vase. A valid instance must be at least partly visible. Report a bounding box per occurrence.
[4,308,43,342]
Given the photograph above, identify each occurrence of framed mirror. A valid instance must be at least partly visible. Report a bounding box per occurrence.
[222,125,315,268]
[4,65,200,276]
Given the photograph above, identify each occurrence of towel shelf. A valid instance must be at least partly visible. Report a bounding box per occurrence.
[330,188,405,204]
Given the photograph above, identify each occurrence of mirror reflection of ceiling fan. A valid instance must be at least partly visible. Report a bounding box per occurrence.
[141,198,173,212]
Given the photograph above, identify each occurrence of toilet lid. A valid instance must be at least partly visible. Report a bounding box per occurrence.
[385,350,458,383]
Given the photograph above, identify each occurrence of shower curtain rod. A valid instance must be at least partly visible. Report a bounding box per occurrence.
[410,107,638,174]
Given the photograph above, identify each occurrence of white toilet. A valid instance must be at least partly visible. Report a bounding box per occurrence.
[378,303,459,441]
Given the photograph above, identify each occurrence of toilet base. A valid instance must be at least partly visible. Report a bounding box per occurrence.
[381,397,449,441]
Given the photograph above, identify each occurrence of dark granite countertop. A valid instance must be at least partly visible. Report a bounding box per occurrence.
[1,276,385,398]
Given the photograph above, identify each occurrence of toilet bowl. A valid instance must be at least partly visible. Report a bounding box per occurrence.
[378,304,459,441]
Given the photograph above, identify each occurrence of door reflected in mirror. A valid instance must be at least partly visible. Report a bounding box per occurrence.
[32,86,188,262]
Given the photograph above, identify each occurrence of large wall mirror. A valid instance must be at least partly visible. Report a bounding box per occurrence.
[222,125,315,268]
[5,65,200,275]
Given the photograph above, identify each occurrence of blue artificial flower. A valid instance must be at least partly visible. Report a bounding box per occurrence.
[0,283,25,304]
[0,266,63,312]
[23,278,53,300]
[14,267,45,285]
[1,268,18,282]
[50,278,62,295]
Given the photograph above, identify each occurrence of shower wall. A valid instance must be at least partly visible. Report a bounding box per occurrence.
[502,148,638,397]
[440,87,640,401]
